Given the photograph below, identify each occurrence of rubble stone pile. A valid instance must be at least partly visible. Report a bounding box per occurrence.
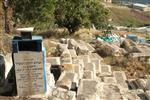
[0,38,150,100]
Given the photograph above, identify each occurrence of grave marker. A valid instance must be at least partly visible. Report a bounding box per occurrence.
[12,28,48,96]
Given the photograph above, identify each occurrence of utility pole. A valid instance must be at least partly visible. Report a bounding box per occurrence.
[2,0,9,33]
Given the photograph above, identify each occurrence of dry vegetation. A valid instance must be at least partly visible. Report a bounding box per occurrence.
[110,7,150,26]
[103,56,150,79]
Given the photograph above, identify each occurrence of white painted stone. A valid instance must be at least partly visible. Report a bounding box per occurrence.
[14,52,46,96]
[47,57,60,65]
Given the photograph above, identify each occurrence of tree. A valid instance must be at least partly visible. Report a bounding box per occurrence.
[55,0,109,34]
[2,0,10,33]
[8,0,56,30]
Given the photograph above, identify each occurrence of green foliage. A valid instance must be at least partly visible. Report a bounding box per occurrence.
[8,0,109,33]
[8,0,56,30]
[55,0,109,33]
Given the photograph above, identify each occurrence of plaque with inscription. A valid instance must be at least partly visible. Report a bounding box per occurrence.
[14,52,46,96]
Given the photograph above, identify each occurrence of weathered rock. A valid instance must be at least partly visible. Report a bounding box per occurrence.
[46,63,55,95]
[136,79,147,90]
[68,39,79,49]
[86,43,95,52]
[57,43,68,54]
[78,55,91,64]
[100,65,112,76]
[0,54,5,83]
[84,63,96,79]
[61,57,72,65]
[122,91,141,100]
[91,59,101,74]
[69,49,77,58]
[83,70,95,79]
[145,90,150,100]
[77,79,99,100]
[0,54,16,96]
[113,71,128,90]
[56,72,78,90]
[96,42,122,57]
[62,64,75,73]
[50,87,76,100]
[89,53,103,61]
[98,83,122,100]
[47,57,60,66]
[145,76,150,90]
[61,49,71,58]
[103,77,117,84]
[74,64,83,79]
[76,42,89,55]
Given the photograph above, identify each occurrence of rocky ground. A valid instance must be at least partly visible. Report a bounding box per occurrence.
[0,36,150,100]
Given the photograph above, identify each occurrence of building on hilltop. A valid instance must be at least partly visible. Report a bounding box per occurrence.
[133,3,150,11]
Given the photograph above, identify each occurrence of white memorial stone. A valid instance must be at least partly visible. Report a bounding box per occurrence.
[14,52,46,96]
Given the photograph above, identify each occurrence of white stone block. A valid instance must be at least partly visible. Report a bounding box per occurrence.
[91,59,101,74]
[77,79,99,100]
[47,57,60,65]
[100,65,112,76]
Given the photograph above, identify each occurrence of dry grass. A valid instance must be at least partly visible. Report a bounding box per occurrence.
[103,56,150,79]
[0,34,13,55]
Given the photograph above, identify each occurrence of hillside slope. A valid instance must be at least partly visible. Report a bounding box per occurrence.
[109,7,150,26]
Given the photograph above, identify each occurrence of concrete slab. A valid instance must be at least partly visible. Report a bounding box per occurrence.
[100,65,112,76]
[113,71,128,90]
[91,59,101,74]
[84,63,96,78]
[77,79,99,100]
[56,72,78,90]
[104,77,117,84]
[46,57,60,65]
[50,87,76,100]
[83,70,95,79]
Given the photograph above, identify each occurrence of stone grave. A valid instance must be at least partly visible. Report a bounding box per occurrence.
[12,28,51,96]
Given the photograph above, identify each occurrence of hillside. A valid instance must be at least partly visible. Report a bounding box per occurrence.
[109,7,150,26]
